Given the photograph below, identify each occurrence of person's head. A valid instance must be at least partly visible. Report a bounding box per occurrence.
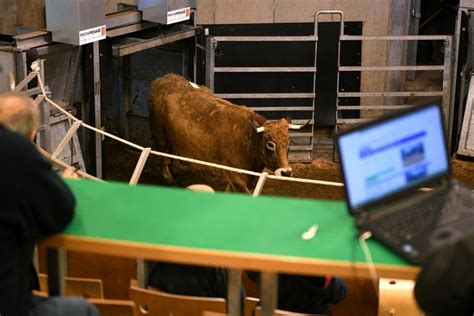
[0,93,39,140]
[186,184,215,193]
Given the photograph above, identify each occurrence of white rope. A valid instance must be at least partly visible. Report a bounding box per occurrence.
[359,232,379,298]
[34,70,344,188]
[37,147,104,182]
[149,149,262,177]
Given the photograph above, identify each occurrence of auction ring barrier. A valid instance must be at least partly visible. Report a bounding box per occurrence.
[23,62,343,196]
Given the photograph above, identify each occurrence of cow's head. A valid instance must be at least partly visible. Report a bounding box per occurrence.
[250,118,307,177]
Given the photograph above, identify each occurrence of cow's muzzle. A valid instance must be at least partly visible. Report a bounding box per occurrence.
[275,167,293,177]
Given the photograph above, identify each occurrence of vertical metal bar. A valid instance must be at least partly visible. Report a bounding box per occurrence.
[252,172,268,197]
[457,75,474,154]
[205,37,215,91]
[34,83,46,150]
[42,103,52,153]
[122,56,131,138]
[182,40,187,78]
[93,41,102,178]
[38,60,52,153]
[458,66,468,135]
[450,9,464,147]
[311,18,319,162]
[442,37,454,151]
[46,248,67,296]
[334,19,343,161]
[314,10,345,162]
[137,259,147,289]
[192,10,198,83]
[407,0,421,80]
[129,148,151,185]
[21,52,28,80]
[260,271,278,316]
[227,269,242,316]
[33,246,39,275]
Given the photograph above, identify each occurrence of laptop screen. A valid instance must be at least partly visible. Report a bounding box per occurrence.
[337,103,449,212]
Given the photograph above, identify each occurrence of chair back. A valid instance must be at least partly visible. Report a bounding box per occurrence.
[39,274,104,298]
[129,286,226,316]
[89,299,137,316]
[245,297,259,316]
[255,307,329,316]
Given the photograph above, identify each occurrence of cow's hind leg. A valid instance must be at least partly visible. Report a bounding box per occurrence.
[152,128,176,185]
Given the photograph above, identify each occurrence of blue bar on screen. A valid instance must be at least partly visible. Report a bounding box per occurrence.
[359,131,427,159]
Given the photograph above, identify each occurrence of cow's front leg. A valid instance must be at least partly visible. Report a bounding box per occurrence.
[224,173,251,194]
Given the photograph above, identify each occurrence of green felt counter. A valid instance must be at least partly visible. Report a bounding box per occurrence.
[42,179,418,279]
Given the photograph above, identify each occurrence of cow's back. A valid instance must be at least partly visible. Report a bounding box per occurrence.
[149,73,263,168]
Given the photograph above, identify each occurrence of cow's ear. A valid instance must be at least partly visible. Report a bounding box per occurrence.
[284,116,292,124]
[249,118,265,133]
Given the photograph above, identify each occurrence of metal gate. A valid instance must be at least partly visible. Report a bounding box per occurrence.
[204,13,341,162]
[335,35,454,142]
[205,10,455,161]
[458,75,474,157]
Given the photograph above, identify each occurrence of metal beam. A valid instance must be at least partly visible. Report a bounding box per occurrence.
[93,41,103,178]
[337,118,374,124]
[338,91,443,97]
[107,21,157,38]
[250,106,314,112]
[216,93,316,99]
[214,67,316,73]
[340,35,450,41]
[13,31,52,51]
[213,36,318,42]
[112,28,199,57]
[339,65,444,72]
[337,105,413,110]
[106,10,143,29]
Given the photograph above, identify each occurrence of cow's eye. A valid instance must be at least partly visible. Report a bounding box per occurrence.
[266,141,276,151]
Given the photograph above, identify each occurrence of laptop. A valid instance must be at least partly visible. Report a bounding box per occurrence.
[336,102,474,264]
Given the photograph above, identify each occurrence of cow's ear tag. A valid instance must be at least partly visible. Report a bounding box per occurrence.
[189,81,200,89]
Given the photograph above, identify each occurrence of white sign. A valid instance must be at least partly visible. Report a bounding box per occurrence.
[167,7,191,25]
[79,25,107,46]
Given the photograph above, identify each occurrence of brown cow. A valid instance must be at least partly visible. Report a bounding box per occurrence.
[149,73,305,193]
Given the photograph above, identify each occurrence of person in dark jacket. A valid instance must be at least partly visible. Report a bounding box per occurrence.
[415,229,474,316]
[147,184,243,311]
[248,272,347,314]
[0,93,98,316]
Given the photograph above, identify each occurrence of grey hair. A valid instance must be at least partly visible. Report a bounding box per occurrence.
[0,93,40,137]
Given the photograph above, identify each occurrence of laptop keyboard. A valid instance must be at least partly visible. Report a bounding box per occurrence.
[371,181,474,246]
[372,194,444,245]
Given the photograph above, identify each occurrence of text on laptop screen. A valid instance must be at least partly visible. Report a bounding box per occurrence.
[338,104,449,210]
